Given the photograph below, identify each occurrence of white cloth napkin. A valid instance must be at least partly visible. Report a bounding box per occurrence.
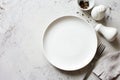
[91,51,120,80]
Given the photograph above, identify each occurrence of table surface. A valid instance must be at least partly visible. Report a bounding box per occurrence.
[0,0,120,80]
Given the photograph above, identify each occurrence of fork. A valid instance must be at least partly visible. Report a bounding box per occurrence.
[83,43,106,80]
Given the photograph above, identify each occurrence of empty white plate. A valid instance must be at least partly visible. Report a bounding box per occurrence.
[42,16,97,71]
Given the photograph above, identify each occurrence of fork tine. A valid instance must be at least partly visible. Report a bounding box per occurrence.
[99,44,105,52]
[93,43,105,61]
[97,43,105,56]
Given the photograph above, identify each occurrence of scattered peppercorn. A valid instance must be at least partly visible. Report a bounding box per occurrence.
[76,12,79,14]
[82,13,84,16]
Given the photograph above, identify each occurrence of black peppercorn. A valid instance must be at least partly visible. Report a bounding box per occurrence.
[79,1,89,9]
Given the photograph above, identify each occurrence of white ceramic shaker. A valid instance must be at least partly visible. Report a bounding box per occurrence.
[91,5,107,20]
[95,24,118,42]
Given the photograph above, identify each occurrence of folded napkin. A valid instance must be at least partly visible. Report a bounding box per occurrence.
[91,51,120,80]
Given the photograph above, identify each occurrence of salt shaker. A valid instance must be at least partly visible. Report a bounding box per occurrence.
[91,5,107,20]
[95,24,118,42]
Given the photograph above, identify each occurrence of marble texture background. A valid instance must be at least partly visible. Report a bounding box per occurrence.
[0,0,120,80]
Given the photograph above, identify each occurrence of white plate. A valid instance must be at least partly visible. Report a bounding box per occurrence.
[42,16,97,71]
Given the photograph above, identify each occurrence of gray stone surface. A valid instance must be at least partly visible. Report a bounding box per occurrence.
[0,0,120,80]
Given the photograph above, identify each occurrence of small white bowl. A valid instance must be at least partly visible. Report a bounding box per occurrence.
[77,0,95,11]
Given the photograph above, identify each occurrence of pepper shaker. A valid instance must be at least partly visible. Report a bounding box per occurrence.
[91,5,107,20]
